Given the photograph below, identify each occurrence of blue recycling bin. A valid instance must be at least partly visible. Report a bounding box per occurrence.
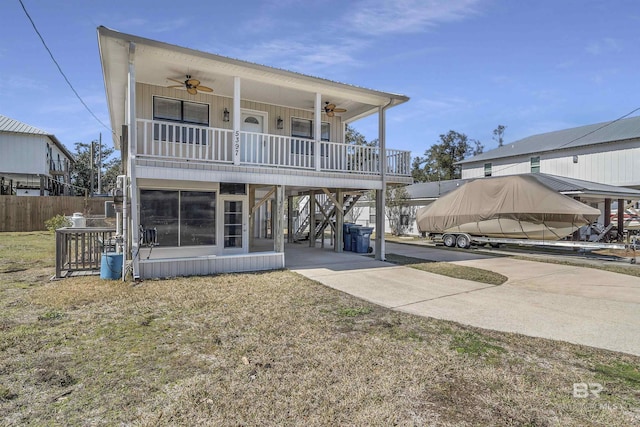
[343,223,360,251]
[352,227,374,253]
[100,253,123,280]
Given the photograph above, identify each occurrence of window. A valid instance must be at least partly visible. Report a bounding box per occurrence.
[369,206,376,224]
[484,163,492,177]
[291,117,330,154]
[153,97,209,125]
[153,97,209,144]
[140,189,216,247]
[220,182,246,195]
[531,156,540,173]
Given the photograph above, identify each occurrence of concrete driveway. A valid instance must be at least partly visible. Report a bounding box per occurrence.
[286,242,640,356]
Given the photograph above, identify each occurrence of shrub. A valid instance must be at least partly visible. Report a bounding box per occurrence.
[45,214,72,232]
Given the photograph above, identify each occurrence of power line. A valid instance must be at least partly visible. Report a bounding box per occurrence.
[18,0,113,134]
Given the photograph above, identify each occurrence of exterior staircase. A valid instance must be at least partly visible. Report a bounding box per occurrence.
[294,192,363,242]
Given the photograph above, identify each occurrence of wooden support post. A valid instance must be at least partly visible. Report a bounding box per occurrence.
[248,185,256,249]
[275,185,285,253]
[287,195,294,243]
[309,190,316,247]
[618,198,625,241]
[335,189,344,253]
[604,198,611,227]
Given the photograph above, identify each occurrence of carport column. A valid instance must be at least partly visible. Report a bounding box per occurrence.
[275,185,285,253]
[375,189,385,260]
[232,76,241,165]
[335,189,344,253]
[375,101,390,261]
[309,190,316,247]
[617,198,625,240]
[604,198,611,227]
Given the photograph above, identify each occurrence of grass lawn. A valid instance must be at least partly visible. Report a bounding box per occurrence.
[381,253,508,285]
[1,232,639,426]
[385,234,640,279]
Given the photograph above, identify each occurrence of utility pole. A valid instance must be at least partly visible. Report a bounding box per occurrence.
[90,140,95,197]
[97,133,102,194]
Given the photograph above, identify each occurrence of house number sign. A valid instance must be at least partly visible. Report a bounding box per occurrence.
[234,130,240,159]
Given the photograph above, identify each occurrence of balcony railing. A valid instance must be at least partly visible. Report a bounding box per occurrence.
[136,119,411,176]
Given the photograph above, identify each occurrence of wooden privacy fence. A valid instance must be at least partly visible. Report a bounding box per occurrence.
[55,227,117,278]
[0,196,108,232]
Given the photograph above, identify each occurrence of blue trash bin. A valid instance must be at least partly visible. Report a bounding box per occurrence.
[100,253,123,280]
[353,227,374,253]
[343,223,360,251]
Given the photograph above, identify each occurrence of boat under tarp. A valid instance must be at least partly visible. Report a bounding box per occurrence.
[416,175,602,240]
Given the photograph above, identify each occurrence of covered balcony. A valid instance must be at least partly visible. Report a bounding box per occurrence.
[136,119,412,177]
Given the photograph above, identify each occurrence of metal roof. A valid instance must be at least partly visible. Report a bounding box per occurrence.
[458,115,640,164]
[406,173,640,202]
[0,114,50,135]
[0,114,75,162]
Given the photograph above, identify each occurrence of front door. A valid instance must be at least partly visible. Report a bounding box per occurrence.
[241,110,267,163]
[220,196,248,254]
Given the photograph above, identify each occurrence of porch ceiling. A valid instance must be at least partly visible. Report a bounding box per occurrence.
[98,26,409,148]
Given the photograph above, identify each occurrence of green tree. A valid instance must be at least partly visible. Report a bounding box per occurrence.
[493,125,506,147]
[412,130,483,182]
[385,185,417,236]
[71,142,121,194]
[345,124,378,147]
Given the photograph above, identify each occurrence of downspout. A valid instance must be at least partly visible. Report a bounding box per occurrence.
[127,41,140,280]
[375,98,394,261]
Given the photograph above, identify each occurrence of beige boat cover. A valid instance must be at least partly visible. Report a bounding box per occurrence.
[416,175,601,239]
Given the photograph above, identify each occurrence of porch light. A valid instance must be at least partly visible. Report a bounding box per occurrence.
[276,116,283,129]
[223,108,230,122]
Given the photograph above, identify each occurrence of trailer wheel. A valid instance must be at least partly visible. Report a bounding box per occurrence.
[456,234,471,249]
[443,234,456,247]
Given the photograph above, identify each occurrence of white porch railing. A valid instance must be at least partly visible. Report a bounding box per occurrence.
[136,119,411,176]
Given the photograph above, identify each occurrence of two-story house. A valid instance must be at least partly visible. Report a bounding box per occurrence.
[0,115,74,196]
[97,27,412,280]
[458,115,640,189]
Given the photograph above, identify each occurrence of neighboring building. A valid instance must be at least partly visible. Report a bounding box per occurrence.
[97,27,412,279]
[458,115,640,190]
[0,115,74,196]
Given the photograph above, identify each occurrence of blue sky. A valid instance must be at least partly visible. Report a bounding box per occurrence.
[1,0,639,159]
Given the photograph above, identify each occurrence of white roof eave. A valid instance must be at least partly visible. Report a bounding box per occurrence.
[98,26,409,150]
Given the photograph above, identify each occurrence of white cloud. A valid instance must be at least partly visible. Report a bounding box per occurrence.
[224,0,483,74]
[117,17,188,34]
[227,37,366,74]
[586,38,622,55]
[347,0,482,35]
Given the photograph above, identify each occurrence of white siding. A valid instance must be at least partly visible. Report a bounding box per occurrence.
[134,161,388,190]
[462,140,640,187]
[138,252,285,279]
[136,83,344,143]
[462,159,530,179]
[0,133,48,175]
